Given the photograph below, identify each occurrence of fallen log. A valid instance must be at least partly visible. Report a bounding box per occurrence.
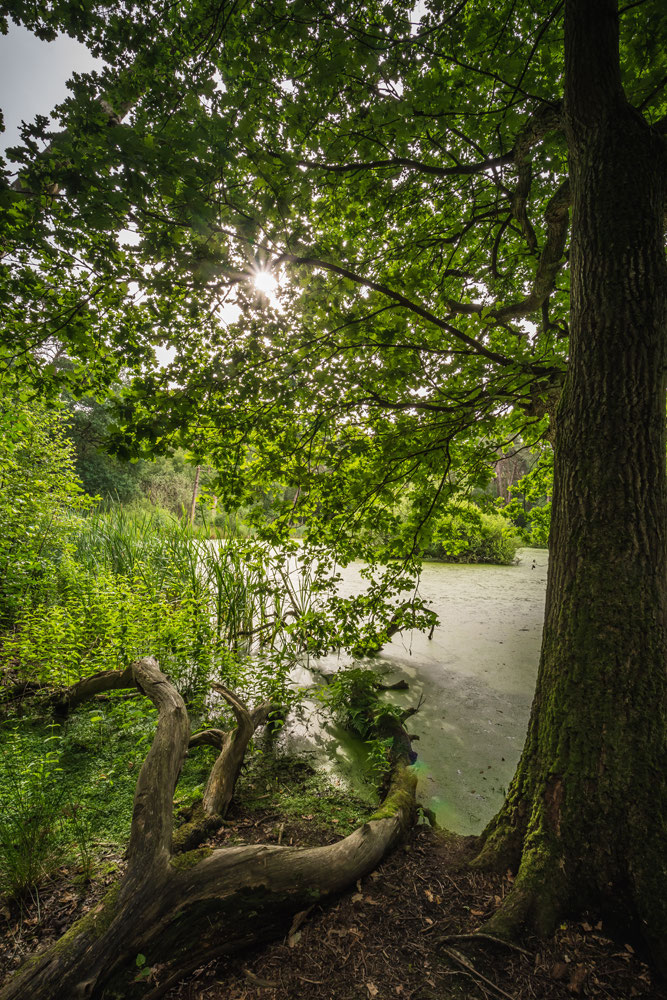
[0,657,417,1000]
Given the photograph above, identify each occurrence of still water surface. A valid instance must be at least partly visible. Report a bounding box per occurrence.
[283,547,548,836]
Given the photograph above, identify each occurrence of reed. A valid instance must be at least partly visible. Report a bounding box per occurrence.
[4,506,322,709]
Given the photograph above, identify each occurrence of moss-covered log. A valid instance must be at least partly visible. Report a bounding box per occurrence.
[0,657,416,1000]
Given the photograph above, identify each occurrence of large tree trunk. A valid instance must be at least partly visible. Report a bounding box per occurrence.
[473,0,667,973]
[0,658,416,1000]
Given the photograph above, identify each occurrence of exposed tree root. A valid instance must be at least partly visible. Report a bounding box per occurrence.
[473,799,667,977]
[0,657,417,1000]
[470,788,528,877]
[438,945,517,1000]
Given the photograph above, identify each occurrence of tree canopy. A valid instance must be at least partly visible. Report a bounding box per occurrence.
[3,0,662,548]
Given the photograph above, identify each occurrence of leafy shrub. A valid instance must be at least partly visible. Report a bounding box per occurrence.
[0,397,94,624]
[2,568,215,693]
[319,668,403,780]
[0,723,92,901]
[423,501,522,564]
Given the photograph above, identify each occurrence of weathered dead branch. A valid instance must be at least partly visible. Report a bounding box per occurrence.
[52,665,137,716]
[200,685,281,819]
[0,657,417,1000]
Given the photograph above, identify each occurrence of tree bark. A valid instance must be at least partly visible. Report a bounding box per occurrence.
[473,0,667,972]
[189,465,201,525]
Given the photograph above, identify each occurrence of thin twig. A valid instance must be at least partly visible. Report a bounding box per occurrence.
[438,932,531,956]
[440,946,517,1000]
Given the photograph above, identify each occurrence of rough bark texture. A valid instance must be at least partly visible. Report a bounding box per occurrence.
[52,666,137,716]
[201,683,261,817]
[0,659,416,1000]
[474,0,667,973]
[173,694,283,852]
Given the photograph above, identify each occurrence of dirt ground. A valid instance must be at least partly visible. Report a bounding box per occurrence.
[1,807,664,1000]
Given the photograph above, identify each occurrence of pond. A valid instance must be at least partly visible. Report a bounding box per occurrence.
[281,547,548,836]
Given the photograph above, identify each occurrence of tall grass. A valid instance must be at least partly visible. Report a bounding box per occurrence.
[74,508,310,653]
[2,507,321,709]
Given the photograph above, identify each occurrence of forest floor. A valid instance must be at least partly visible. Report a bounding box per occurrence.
[1,791,664,1000]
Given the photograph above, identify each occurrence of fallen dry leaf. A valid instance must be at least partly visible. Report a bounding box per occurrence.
[551,961,569,980]
[287,906,312,948]
[568,964,588,993]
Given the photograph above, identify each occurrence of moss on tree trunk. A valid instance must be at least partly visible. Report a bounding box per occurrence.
[473,0,667,973]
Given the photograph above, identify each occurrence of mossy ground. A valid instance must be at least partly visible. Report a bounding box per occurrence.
[228,751,376,841]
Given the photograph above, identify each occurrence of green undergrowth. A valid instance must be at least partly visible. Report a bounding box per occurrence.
[0,697,377,904]
[0,695,219,901]
[318,667,405,781]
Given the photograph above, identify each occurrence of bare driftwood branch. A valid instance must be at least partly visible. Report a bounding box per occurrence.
[125,657,190,875]
[188,727,226,750]
[201,686,279,819]
[0,656,417,1000]
[188,705,280,750]
[52,665,137,715]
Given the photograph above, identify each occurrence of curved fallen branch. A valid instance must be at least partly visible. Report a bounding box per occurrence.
[201,683,263,818]
[52,665,137,716]
[436,932,531,956]
[1,657,416,1000]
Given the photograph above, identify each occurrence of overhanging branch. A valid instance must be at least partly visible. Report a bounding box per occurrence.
[276,252,552,373]
[444,179,571,322]
[288,151,514,178]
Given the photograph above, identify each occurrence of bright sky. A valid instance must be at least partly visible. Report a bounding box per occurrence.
[0,23,102,159]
